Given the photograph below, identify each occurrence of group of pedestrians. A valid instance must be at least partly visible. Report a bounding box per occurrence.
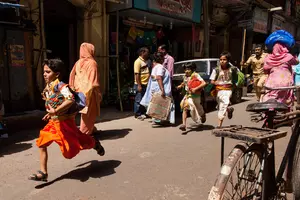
[241,41,299,112]
[133,45,174,121]
[133,45,237,129]
[27,30,300,182]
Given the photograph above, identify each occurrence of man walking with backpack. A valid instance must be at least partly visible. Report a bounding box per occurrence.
[241,44,267,101]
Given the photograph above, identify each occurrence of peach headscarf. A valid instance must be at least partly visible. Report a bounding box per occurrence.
[69,42,101,115]
[79,42,95,59]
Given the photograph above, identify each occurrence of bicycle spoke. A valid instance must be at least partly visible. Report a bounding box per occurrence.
[223,150,262,199]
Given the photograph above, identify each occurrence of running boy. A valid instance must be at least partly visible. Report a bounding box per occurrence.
[210,52,235,127]
[177,62,207,131]
[29,59,104,182]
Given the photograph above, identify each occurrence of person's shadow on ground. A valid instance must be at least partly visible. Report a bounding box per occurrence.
[93,128,132,141]
[0,142,32,157]
[181,124,215,135]
[35,160,121,189]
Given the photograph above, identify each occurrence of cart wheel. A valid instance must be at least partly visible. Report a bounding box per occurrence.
[208,143,264,200]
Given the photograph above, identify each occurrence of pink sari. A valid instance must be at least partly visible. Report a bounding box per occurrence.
[263,43,298,108]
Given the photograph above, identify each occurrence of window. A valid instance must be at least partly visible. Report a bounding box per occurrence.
[174,61,208,76]
[210,60,219,74]
[194,61,208,76]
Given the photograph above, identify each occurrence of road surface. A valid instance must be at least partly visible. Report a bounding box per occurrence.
[0,95,293,200]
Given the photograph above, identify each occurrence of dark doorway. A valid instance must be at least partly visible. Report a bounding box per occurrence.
[43,0,77,82]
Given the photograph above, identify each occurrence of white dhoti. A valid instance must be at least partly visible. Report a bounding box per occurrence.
[216,90,232,120]
[181,96,205,123]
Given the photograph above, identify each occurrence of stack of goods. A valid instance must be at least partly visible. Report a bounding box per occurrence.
[265,30,295,49]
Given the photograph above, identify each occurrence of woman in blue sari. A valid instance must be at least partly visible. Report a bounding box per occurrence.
[140,52,175,125]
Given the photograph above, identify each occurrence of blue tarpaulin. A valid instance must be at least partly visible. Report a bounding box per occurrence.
[0,2,23,8]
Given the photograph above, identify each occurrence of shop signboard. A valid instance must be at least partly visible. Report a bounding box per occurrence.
[9,45,25,67]
[148,0,193,19]
[253,7,268,34]
[237,19,252,29]
[134,0,201,23]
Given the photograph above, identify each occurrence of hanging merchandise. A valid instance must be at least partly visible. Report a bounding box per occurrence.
[126,35,135,44]
[150,31,157,45]
[156,28,165,40]
[144,32,152,46]
[136,29,145,37]
[136,28,145,45]
[136,35,144,45]
[128,26,137,40]
[111,32,117,44]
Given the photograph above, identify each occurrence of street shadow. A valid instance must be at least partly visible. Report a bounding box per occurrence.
[93,128,132,141]
[181,124,215,135]
[0,142,32,157]
[0,129,40,147]
[96,112,134,123]
[35,160,121,189]
[74,107,134,125]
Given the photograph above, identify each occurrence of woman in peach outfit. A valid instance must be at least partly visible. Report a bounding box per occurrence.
[69,43,102,135]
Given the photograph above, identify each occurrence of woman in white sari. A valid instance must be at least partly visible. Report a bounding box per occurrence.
[140,52,175,125]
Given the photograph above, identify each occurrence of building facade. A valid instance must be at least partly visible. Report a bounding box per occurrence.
[210,0,300,63]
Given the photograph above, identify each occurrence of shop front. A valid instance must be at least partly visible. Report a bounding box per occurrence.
[0,1,36,113]
[106,0,202,110]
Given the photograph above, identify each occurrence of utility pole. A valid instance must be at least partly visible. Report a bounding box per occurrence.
[203,0,209,57]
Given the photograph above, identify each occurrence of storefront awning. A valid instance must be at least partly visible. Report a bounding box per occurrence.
[0,2,24,8]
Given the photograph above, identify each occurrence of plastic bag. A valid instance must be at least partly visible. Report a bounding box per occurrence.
[265,30,295,50]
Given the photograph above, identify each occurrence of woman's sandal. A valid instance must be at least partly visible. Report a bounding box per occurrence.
[94,139,105,156]
[28,170,48,182]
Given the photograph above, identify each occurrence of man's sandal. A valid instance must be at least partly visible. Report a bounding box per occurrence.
[28,170,48,182]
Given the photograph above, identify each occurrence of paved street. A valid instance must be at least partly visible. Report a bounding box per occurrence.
[0,95,293,200]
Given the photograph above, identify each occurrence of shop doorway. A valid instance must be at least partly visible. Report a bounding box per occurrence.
[43,0,77,82]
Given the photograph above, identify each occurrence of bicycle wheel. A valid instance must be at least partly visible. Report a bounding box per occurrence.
[208,143,263,200]
[292,123,300,199]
